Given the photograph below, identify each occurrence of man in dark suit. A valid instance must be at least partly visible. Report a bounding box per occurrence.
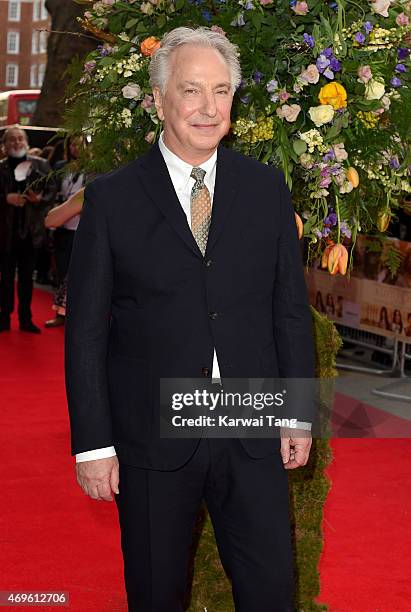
[0,127,55,333]
[66,26,315,612]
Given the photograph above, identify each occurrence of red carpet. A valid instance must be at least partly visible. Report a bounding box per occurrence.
[1,287,410,611]
[0,287,126,611]
[318,438,411,611]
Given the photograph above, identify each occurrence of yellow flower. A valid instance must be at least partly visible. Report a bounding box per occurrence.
[318,82,347,110]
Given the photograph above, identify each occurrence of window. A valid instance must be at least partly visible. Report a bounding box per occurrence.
[7,31,20,54]
[8,1,21,22]
[33,0,42,21]
[30,64,38,87]
[41,0,48,20]
[39,30,48,53]
[38,63,46,86]
[32,30,39,54]
[6,64,19,87]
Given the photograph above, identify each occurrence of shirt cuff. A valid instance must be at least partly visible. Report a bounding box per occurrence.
[75,446,117,463]
[295,421,312,431]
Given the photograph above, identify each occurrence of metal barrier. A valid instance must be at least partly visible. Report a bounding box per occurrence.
[334,323,411,402]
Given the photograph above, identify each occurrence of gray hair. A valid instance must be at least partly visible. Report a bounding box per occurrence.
[2,126,28,144]
[149,26,241,95]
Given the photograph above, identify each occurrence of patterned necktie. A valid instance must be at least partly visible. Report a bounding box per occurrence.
[190,167,211,256]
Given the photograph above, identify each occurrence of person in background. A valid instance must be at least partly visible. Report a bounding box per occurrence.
[28,147,42,157]
[45,137,85,328]
[391,309,403,334]
[0,127,55,334]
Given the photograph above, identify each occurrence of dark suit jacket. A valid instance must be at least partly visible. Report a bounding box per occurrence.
[65,143,315,469]
[0,155,55,253]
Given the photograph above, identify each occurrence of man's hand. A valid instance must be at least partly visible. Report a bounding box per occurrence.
[6,193,26,207]
[280,432,312,469]
[24,189,43,204]
[75,456,119,501]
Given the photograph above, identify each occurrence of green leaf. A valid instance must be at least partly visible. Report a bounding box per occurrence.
[293,139,307,155]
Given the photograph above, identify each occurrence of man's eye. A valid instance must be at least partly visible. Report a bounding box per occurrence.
[216,90,229,95]
[185,89,197,94]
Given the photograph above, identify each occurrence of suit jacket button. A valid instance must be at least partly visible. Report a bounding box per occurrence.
[201,367,210,376]
[205,259,213,267]
[208,312,218,320]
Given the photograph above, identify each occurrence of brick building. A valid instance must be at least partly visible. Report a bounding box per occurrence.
[0,0,50,92]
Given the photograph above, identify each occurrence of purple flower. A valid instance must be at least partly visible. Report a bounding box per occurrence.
[355,32,366,44]
[330,57,341,72]
[319,176,332,188]
[240,94,251,105]
[253,71,264,84]
[289,0,297,6]
[323,149,335,162]
[391,77,402,88]
[329,1,338,10]
[320,167,331,177]
[364,21,373,34]
[340,222,352,239]
[322,227,331,237]
[323,67,334,80]
[395,63,406,73]
[316,54,330,72]
[303,33,315,48]
[389,156,400,169]
[397,48,410,61]
[323,47,333,58]
[266,79,278,93]
[324,212,337,226]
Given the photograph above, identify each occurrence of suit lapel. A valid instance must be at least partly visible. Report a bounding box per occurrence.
[206,145,238,256]
[139,143,202,258]
[138,142,239,259]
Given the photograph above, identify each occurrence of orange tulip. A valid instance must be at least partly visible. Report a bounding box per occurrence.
[321,244,334,269]
[346,167,359,188]
[327,244,348,275]
[294,212,303,239]
[141,37,161,57]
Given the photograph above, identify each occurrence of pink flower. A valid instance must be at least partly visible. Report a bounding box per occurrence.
[332,143,348,162]
[276,104,301,122]
[102,0,116,5]
[278,90,291,104]
[300,64,320,84]
[292,1,309,15]
[259,0,273,4]
[141,94,154,109]
[211,25,226,36]
[396,13,409,26]
[370,0,391,18]
[357,65,373,84]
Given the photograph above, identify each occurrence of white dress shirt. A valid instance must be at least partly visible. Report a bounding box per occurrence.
[76,134,310,463]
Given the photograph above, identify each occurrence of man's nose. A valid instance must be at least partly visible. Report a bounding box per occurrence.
[200,92,217,117]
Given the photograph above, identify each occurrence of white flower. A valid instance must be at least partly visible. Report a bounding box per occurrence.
[122,83,142,99]
[365,78,385,100]
[308,105,334,127]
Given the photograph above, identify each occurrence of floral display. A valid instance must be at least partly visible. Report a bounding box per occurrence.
[67,0,411,274]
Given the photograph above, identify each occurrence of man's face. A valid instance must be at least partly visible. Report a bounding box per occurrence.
[4,129,29,158]
[153,45,233,163]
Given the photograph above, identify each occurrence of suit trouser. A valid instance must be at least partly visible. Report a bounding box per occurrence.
[0,234,36,324]
[115,437,294,612]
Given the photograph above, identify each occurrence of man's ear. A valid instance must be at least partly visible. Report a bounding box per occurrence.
[153,87,165,121]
